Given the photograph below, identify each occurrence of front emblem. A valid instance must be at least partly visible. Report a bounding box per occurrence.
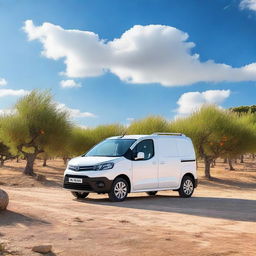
[75,166,80,171]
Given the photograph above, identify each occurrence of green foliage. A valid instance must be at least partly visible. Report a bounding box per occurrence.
[127,116,169,134]
[170,106,256,158]
[58,126,92,158]
[230,105,256,115]
[59,124,125,159]
[72,124,124,156]
[170,106,256,177]
[90,124,125,144]
[219,113,256,158]
[0,90,71,174]
[0,142,15,165]
[1,89,256,180]
[0,90,71,154]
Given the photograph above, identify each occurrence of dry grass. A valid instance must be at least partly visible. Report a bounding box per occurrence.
[0,157,255,256]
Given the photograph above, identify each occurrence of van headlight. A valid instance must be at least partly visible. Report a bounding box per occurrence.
[95,162,114,171]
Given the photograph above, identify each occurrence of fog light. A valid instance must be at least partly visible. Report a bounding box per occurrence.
[97,182,105,188]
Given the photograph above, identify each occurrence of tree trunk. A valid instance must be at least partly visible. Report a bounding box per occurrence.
[240,155,244,163]
[63,157,68,165]
[228,158,235,170]
[0,160,4,167]
[24,154,37,176]
[43,157,47,167]
[16,156,19,163]
[204,157,211,179]
[223,158,227,163]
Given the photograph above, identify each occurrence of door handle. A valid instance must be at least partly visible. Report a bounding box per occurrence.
[160,161,166,164]
[152,161,157,165]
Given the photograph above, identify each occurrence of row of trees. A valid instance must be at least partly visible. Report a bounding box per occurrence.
[1,90,256,179]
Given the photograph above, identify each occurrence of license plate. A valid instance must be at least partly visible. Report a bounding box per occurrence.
[69,178,83,183]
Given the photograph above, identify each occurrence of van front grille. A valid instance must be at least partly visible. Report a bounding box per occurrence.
[69,165,96,171]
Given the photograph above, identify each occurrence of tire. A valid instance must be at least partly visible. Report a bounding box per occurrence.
[146,191,158,196]
[178,176,194,198]
[71,191,89,199]
[108,178,128,202]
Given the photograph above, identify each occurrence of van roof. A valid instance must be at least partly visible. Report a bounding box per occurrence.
[108,133,187,140]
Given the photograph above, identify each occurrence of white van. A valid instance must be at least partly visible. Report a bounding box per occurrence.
[63,133,197,202]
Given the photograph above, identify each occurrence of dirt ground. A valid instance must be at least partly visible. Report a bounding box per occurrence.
[0,158,256,256]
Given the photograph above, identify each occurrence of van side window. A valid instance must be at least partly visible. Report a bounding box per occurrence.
[133,139,154,160]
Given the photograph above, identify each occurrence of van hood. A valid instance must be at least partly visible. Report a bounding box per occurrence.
[68,156,121,166]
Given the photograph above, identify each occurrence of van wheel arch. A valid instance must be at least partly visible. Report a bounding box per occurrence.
[114,174,131,193]
[173,173,196,191]
[182,173,196,186]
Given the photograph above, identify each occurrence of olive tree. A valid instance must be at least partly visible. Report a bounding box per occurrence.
[224,112,256,168]
[58,126,93,164]
[230,105,256,115]
[0,90,71,175]
[127,116,169,135]
[170,106,256,178]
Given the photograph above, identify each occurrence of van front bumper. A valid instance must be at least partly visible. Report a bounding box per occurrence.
[63,174,113,193]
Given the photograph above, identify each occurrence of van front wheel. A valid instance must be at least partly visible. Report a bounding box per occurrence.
[178,176,194,198]
[108,178,128,202]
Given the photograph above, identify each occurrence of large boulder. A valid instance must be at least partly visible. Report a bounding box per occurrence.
[0,189,9,211]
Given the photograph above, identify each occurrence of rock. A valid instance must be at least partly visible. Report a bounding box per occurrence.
[73,217,83,222]
[119,220,130,224]
[0,189,9,211]
[32,245,52,254]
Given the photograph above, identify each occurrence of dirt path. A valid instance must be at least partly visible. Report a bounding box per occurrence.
[1,185,256,256]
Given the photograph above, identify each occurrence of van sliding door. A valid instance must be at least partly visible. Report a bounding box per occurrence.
[157,138,181,188]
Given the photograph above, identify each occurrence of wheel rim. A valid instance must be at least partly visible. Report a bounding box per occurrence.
[183,179,194,195]
[114,181,127,199]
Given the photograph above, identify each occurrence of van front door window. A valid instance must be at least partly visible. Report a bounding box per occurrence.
[133,139,154,160]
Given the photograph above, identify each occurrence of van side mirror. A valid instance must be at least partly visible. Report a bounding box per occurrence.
[135,152,145,160]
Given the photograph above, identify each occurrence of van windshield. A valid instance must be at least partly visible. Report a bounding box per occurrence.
[85,139,136,157]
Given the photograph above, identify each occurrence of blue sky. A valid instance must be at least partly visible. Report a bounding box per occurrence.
[1,0,256,127]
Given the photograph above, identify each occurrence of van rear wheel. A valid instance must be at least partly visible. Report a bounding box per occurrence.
[71,191,89,199]
[178,176,194,198]
[146,191,158,196]
[108,178,128,202]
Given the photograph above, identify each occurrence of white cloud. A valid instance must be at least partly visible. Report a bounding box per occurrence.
[23,20,256,86]
[0,78,7,86]
[126,117,134,122]
[240,0,256,11]
[0,109,16,116]
[77,124,88,129]
[176,90,231,116]
[0,89,30,97]
[56,103,96,118]
[60,79,81,88]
